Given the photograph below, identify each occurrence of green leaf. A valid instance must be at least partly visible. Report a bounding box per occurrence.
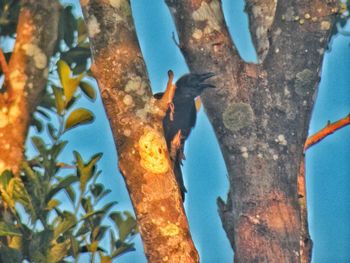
[39,92,56,110]
[109,230,116,253]
[0,222,21,237]
[80,201,118,227]
[65,185,76,204]
[0,170,13,189]
[100,254,112,263]
[64,108,94,131]
[47,175,79,201]
[21,161,41,190]
[109,212,138,241]
[47,123,58,140]
[46,199,61,211]
[73,151,84,176]
[70,235,80,258]
[62,6,77,47]
[112,240,135,259]
[101,201,118,215]
[90,183,104,199]
[75,224,90,237]
[52,86,65,115]
[78,153,102,192]
[77,18,88,44]
[61,46,90,66]
[72,62,87,75]
[51,140,68,160]
[53,211,77,239]
[65,96,78,111]
[81,197,93,214]
[57,60,84,104]
[49,240,71,263]
[93,225,109,241]
[9,178,36,220]
[31,116,43,133]
[79,81,96,101]
[36,108,51,120]
[31,136,47,155]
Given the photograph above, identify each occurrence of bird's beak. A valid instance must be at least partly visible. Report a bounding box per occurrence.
[199,72,216,89]
[199,72,215,82]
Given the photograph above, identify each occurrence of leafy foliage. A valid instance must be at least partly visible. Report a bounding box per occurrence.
[328,1,350,47]
[0,0,20,37]
[0,3,138,263]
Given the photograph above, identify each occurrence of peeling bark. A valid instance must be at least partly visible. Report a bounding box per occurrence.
[0,0,60,175]
[166,0,337,261]
[80,1,198,262]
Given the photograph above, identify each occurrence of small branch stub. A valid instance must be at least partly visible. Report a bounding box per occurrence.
[156,70,176,115]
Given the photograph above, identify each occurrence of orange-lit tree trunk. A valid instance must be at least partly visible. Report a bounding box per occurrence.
[166,0,337,261]
[80,0,198,261]
[0,0,60,175]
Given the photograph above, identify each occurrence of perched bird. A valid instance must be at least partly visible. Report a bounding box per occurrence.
[154,72,215,200]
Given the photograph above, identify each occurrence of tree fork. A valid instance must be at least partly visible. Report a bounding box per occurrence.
[166,0,337,261]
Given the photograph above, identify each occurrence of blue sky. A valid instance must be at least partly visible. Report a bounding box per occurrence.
[39,0,350,262]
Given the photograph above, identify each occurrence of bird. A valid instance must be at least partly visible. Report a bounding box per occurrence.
[154,72,215,201]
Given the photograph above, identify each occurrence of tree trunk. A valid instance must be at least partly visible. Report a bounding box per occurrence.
[0,0,60,175]
[80,0,198,261]
[166,0,336,261]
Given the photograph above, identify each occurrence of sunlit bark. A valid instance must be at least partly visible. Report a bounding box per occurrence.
[80,0,198,261]
[166,0,337,261]
[0,0,60,175]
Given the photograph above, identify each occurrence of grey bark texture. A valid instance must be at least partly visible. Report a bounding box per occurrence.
[166,0,337,261]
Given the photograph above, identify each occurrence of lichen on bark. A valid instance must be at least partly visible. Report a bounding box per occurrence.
[166,0,337,261]
[81,0,199,261]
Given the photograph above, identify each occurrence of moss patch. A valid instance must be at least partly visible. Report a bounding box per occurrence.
[294,69,315,96]
[222,102,254,132]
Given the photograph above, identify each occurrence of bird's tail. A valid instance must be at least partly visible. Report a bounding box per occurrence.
[174,158,187,201]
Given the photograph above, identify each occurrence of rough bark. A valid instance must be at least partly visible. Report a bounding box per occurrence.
[0,0,60,175]
[166,0,337,261]
[80,1,198,262]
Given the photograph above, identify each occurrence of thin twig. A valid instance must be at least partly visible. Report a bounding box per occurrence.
[172,32,180,48]
[304,114,350,151]
[0,48,10,88]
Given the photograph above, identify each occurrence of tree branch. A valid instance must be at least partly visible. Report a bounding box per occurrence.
[0,48,10,91]
[245,0,278,63]
[0,0,60,175]
[80,1,198,261]
[166,0,337,261]
[304,114,350,151]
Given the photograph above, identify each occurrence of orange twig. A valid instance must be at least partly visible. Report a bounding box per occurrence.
[162,70,175,104]
[170,130,182,162]
[56,162,76,169]
[0,48,9,87]
[304,114,350,151]
[156,70,176,112]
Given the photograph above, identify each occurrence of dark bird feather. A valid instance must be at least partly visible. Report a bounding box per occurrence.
[154,72,215,201]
